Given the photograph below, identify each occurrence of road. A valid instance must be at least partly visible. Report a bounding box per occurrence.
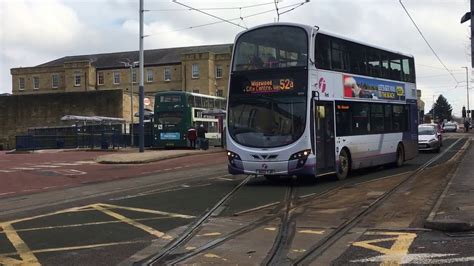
[0,134,472,265]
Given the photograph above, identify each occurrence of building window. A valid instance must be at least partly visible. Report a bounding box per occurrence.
[19,78,25,90]
[52,74,59,88]
[216,65,223,79]
[193,89,200,93]
[97,72,104,85]
[74,74,81,87]
[146,69,153,82]
[192,64,199,78]
[216,89,224,97]
[164,67,171,81]
[33,77,40,90]
[132,70,137,83]
[113,72,120,85]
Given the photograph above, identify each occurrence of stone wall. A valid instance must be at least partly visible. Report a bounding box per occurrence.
[0,90,124,150]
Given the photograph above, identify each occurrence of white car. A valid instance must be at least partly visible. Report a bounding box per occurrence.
[442,122,457,132]
[418,125,441,153]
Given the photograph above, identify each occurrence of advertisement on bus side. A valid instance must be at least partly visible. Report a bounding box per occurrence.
[343,75,405,101]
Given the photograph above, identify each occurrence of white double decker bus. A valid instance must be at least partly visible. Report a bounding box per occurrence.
[226,23,418,180]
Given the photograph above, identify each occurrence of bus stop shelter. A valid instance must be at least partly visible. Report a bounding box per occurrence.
[202,108,226,147]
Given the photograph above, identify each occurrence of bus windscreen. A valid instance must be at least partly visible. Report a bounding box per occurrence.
[232,26,308,71]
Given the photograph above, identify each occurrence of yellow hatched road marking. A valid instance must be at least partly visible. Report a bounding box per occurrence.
[352,231,417,265]
[98,203,195,219]
[0,240,146,257]
[0,223,40,265]
[298,229,325,235]
[0,216,175,234]
[91,204,173,240]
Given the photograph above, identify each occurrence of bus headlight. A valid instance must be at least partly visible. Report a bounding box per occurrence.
[227,151,241,167]
[289,149,311,160]
[289,149,311,168]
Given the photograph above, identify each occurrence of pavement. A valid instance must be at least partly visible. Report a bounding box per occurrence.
[95,146,225,164]
[425,133,474,232]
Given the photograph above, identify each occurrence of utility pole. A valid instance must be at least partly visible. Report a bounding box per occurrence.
[138,0,145,152]
[462,67,470,122]
[460,0,474,67]
[432,94,435,123]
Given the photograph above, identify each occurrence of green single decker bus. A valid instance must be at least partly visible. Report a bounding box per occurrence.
[153,91,227,148]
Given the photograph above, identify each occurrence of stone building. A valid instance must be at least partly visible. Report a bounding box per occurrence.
[2,44,233,150]
[10,44,233,98]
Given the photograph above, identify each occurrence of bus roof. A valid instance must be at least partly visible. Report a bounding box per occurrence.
[237,22,414,59]
[154,91,226,100]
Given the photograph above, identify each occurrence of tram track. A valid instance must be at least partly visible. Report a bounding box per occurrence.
[292,137,466,265]
[138,137,467,265]
[143,174,254,265]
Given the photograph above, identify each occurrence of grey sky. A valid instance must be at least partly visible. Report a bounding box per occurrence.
[0,0,471,116]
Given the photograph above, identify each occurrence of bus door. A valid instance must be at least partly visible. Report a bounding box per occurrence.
[314,101,336,173]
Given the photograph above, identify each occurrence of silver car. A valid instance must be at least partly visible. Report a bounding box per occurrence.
[418,125,441,152]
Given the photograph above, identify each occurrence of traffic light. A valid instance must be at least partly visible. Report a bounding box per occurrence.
[462,106,467,118]
[461,0,474,67]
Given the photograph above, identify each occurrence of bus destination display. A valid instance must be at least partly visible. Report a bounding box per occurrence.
[244,78,294,94]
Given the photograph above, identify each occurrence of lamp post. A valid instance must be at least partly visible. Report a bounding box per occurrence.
[461,66,470,122]
[120,61,139,147]
[138,0,145,152]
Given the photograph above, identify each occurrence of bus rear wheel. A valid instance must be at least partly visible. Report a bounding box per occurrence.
[336,149,350,180]
[395,144,405,167]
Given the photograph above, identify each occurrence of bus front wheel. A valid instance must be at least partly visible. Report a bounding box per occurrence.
[336,149,350,180]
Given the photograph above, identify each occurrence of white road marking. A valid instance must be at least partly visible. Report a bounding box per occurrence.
[351,253,474,264]
[0,192,15,196]
[32,165,61,168]
[11,167,39,171]
[0,170,16,173]
[41,186,57,190]
[49,169,87,176]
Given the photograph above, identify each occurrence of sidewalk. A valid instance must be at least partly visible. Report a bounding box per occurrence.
[95,146,225,164]
[425,135,474,232]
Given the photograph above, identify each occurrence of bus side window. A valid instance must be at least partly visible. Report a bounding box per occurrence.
[315,34,331,69]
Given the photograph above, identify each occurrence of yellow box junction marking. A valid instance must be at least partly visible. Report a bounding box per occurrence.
[0,223,40,265]
[91,204,174,240]
[352,231,417,265]
[0,202,194,263]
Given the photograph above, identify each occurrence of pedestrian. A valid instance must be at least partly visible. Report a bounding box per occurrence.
[464,120,469,133]
[187,126,197,149]
[197,124,207,150]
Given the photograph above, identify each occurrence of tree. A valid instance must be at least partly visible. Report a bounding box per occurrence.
[427,95,453,122]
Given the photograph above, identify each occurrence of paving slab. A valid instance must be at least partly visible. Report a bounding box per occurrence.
[425,137,474,232]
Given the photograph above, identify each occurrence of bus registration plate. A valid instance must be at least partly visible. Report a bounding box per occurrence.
[256,169,275,174]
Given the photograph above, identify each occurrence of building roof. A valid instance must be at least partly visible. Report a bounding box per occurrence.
[37,44,233,69]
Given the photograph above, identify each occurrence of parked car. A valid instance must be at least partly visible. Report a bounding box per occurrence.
[418,124,441,152]
[442,122,457,132]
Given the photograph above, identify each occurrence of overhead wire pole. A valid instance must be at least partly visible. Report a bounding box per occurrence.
[462,66,470,121]
[138,0,145,152]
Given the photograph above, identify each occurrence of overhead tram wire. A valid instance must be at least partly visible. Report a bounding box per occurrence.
[147,2,276,12]
[145,2,308,36]
[172,0,247,30]
[399,0,459,84]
